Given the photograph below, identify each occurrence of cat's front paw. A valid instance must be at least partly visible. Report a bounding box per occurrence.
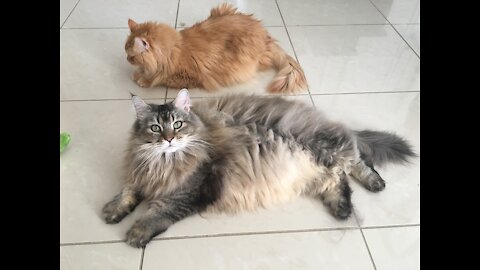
[135,77,151,88]
[102,201,125,224]
[126,227,151,248]
[132,71,142,81]
[126,221,167,248]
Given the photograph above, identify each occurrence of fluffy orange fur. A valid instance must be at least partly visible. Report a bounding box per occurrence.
[125,3,307,93]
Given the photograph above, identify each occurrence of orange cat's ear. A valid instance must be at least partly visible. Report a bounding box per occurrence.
[128,19,138,31]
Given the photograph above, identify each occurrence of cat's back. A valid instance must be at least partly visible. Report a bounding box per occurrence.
[180,10,268,45]
[193,94,325,127]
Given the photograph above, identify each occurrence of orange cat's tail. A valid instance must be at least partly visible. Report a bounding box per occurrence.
[210,3,239,17]
[264,42,308,94]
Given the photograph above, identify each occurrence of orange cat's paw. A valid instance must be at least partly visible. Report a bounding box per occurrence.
[132,71,142,81]
[136,77,151,88]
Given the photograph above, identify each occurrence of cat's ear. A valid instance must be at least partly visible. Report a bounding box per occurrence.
[128,19,138,32]
[174,89,191,113]
[134,37,150,51]
[131,95,151,119]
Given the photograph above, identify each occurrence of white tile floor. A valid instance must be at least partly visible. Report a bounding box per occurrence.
[60,0,420,269]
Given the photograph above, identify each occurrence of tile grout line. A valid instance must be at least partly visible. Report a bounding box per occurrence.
[174,0,181,29]
[286,23,388,27]
[61,239,125,246]
[139,247,145,270]
[59,223,421,247]
[59,24,421,31]
[354,212,378,270]
[363,224,420,230]
[59,90,420,103]
[60,0,82,29]
[366,0,420,59]
[61,27,129,30]
[310,90,420,96]
[60,97,167,102]
[389,24,420,58]
[60,227,360,246]
[274,0,315,106]
[168,0,181,101]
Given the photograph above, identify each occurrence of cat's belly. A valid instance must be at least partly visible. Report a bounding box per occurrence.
[208,137,325,213]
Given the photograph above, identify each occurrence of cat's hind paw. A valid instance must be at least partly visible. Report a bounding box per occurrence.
[331,199,353,220]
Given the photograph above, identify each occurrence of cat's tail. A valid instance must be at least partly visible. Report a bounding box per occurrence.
[265,42,308,94]
[210,3,239,17]
[355,130,417,167]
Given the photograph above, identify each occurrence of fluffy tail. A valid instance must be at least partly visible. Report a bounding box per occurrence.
[210,3,239,17]
[355,130,417,167]
[265,42,308,93]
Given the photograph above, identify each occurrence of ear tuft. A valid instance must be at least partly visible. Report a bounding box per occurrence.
[131,95,151,119]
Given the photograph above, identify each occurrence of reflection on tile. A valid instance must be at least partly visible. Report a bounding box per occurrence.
[60,29,166,101]
[277,0,386,25]
[63,0,178,28]
[394,24,420,55]
[363,226,420,270]
[177,0,283,27]
[143,230,373,270]
[289,25,420,94]
[60,243,141,270]
[371,0,420,24]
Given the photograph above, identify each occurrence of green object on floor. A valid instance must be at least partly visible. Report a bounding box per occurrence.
[60,133,71,153]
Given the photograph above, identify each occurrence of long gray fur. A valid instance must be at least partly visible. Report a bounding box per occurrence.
[102,90,417,248]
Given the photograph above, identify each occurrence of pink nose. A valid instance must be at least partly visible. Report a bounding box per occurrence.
[165,136,174,142]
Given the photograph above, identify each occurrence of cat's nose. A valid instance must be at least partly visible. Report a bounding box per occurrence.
[164,136,174,143]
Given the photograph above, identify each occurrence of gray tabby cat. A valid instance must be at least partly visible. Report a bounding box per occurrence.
[102,89,416,248]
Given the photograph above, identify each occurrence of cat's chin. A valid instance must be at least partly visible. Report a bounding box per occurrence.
[164,146,179,153]
[163,143,185,154]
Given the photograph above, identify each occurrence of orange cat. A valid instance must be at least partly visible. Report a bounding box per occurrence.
[125,3,307,93]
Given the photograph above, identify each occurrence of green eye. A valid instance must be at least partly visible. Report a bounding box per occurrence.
[151,124,161,132]
[173,121,183,129]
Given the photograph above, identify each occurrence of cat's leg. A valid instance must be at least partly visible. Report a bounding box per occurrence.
[102,186,142,224]
[312,170,353,220]
[350,159,386,192]
[126,192,200,248]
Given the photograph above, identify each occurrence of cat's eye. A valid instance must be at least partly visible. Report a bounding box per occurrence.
[173,121,183,129]
[141,40,147,47]
[151,125,161,132]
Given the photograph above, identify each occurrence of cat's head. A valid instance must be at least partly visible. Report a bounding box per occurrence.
[125,19,179,71]
[130,89,205,154]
